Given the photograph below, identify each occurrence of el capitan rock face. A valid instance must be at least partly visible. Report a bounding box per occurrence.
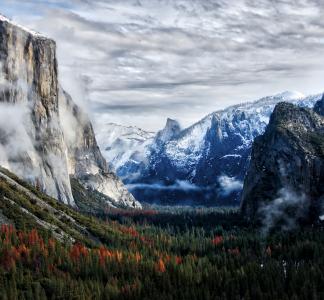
[0,14,140,209]
[0,14,74,205]
[241,100,324,222]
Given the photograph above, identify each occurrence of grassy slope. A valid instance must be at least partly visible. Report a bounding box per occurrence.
[0,167,132,248]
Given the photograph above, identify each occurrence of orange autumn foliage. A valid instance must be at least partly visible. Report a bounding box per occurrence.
[18,231,25,243]
[17,244,29,258]
[1,224,15,244]
[28,229,41,245]
[97,246,125,266]
[175,256,182,265]
[212,235,224,246]
[1,224,14,235]
[164,254,171,263]
[98,246,113,258]
[155,258,166,273]
[116,251,123,262]
[134,252,142,263]
[70,243,89,261]
[120,226,139,238]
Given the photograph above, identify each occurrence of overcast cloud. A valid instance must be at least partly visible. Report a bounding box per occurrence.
[1,0,324,130]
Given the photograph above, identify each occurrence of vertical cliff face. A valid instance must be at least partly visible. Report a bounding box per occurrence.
[59,90,141,208]
[241,101,324,223]
[0,15,140,209]
[0,15,74,205]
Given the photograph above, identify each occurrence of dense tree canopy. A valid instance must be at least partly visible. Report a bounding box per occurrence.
[0,208,324,300]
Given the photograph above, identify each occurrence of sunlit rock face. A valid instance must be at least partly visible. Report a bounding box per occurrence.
[0,14,74,205]
[59,90,141,209]
[0,15,141,209]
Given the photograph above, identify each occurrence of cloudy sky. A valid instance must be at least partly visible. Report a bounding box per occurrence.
[0,0,324,131]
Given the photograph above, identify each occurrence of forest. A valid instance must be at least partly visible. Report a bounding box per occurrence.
[0,207,324,300]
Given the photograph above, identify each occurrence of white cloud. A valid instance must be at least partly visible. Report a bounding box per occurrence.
[0,102,41,180]
[217,175,243,196]
[127,180,202,191]
[1,0,324,130]
[259,188,309,235]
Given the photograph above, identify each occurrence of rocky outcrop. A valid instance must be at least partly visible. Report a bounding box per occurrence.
[314,95,324,116]
[241,100,324,222]
[155,118,181,144]
[0,15,140,209]
[59,90,141,208]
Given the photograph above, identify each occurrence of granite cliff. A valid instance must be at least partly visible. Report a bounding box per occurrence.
[0,14,140,209]
[241,98,324,225]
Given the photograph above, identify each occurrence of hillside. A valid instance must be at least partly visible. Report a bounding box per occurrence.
[0,166,120,246]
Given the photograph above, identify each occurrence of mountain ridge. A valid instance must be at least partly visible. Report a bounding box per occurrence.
[97,91,321,205]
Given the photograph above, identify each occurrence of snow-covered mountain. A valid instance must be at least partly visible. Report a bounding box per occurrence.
[95,123,155,179]
[97,91,321,206]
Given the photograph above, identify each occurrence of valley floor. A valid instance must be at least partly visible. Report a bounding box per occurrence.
[1,205,324,299]
[0,168,322,300]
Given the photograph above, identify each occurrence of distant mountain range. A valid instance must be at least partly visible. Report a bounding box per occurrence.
[96,123,155,174]
[96,91,322,206]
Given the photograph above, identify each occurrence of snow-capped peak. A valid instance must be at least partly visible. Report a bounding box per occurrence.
[155,118,181,143]
[94,123,155,172]
[274,91,305,101]
[101,123,155,142]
